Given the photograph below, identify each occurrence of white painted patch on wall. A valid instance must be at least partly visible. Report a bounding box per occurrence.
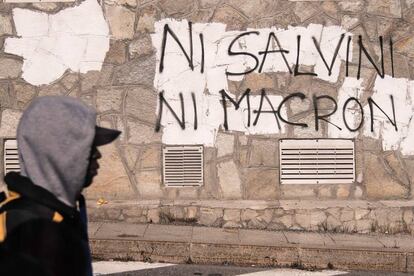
[152,19,414,155]
[365,75,414,154]
[4,0,109,86]
[152,19,350,147]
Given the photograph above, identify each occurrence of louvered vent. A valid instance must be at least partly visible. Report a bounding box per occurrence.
[163,145,203,187]
[4,139,20,174]
[280,139,355,184]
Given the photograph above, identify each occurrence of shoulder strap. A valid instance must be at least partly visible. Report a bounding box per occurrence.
[0,191,65,242]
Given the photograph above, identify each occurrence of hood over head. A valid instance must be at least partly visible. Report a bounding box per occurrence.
[17,96,97,207]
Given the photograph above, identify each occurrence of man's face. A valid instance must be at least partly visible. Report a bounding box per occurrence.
[84,146,102,188]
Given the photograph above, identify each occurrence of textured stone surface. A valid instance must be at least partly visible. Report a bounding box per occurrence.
[125,86,157,124]
[0,109,22,137]
[140,145,161,169]
[248,139,278,167]
[365,153,409,199]
[105,40,127,65]
[135,170,162,198]
[216,133,234,157]
[0,58,22,79]
[244,168,279,199]
[367,0,402,18]
[105,5,136,40]
[86,143,135,200]
[0,14,12,36]
[14,83,36,109]
[127,120,161,144]
[96,87,124,113]
[128,35,154,59]
[217,161,242,199]
[114,56,155,86]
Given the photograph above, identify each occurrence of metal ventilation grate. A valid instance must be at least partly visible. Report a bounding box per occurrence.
[279,139,355,184]
[4,139,20,174]
[163,145,203,187]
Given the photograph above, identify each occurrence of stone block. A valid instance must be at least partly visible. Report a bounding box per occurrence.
[244,168,279,200]
[106,0,137,7]
[294,2,318,22]
[310,211,327,229]
[326,215,342,230]
[365,153,409,199]
[38,84,64,97]
[127,120,161,144]
[281,185,316,198]
[0,14,12,36]
[212,5,247,31]
[355,219,373,233]
[355,209,370,220]
[216,132,234,157]
[248,139,278,167]
[185,206,198,219]
[403,209,414,225]
[338,1,364,12]
[159,0,194,16]
[240,73,274,93]
[135,170,162,198]
[123,145,139,170]
[354,186,364,199]
[31,3,58,11]
[106,208,122,220]
[177,188,198,198]
[340,209,354,222]
[136,6,157,33]
[129,35,154,59]
[336,185,351,199]
[223,221,242,228]
[277,215,293,228]
[0,83,14,109]
[367,0,402,18]
[114,56,155,87]
[395,36,414,59]
[14,83,36,109]
[0,109,22,137]
[384,153,410,187]
[0,58,22,79]
[241,209,258,221]
[198,208,222,226]
[318,186,333,198]
[96,87,123,113]
[125,86,157,124]
[85,142,135,200]
[223,209,241,222]
[105,40,126,65]
[105,4,136,40]
[295,212,311,229]
[140,145,161,169]
[217,160,242,199]
[60,73,79,90]
[81,66,114,91]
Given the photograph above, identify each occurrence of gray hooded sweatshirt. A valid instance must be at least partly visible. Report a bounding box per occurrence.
[17,96,97,207]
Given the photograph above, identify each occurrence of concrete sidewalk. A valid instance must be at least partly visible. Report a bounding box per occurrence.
[89,222,414,273]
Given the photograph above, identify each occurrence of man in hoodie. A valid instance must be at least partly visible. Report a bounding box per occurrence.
[0,96,121,276]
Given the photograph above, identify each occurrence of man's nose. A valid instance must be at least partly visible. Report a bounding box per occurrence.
[95,150,102,159]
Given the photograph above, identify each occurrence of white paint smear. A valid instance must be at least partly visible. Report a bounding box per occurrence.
[5,0,109,86]
[152,19,350,147]
[152,19,414,155]
[364,75,414,154]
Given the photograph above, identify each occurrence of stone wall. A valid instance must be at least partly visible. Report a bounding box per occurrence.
[88,200,414,235]
[0,0,414,234]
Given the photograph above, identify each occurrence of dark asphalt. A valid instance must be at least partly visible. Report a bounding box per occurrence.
[104,264,413,276]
